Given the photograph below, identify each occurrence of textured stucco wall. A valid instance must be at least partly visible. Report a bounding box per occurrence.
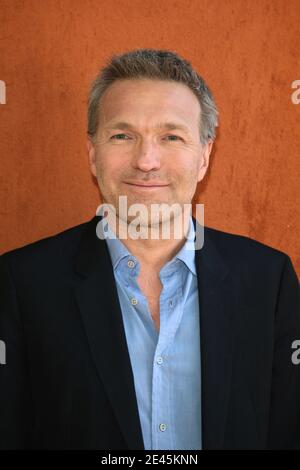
[0,0,299,277]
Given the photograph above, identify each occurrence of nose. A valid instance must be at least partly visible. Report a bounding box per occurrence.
[131,138,162,172]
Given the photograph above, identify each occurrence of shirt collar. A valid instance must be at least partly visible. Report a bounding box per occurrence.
[100,215,197,276]
[174,215,197,276]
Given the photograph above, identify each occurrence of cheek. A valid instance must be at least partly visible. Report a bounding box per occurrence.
[172,160,200,196]
[97,151,122,178]
[173,159,199,182]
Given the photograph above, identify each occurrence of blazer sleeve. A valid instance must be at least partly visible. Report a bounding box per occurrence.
[0,254,34,449]
[267,254,300,449]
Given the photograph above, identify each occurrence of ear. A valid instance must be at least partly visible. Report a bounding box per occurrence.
[197,139,213,183]
[86,135,97,178]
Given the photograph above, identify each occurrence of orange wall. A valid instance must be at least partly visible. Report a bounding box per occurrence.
[0,0,299,277]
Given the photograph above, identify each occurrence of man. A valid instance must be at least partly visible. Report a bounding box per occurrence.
[0,48,299,450]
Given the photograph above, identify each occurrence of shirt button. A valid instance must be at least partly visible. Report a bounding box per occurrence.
[156,356,163,365]
[159,423,167,432]
[127,260,135,268]
[131,298,138,305]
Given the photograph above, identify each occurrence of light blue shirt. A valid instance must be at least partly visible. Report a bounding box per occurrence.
[101,215,202,450]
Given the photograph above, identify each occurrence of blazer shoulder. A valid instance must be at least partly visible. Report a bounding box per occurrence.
[0,217,91,269]
[203,224,293,274]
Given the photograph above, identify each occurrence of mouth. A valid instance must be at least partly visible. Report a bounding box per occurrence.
[124,182,170,190]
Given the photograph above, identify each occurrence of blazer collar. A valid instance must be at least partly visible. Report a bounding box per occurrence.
[73,214,237,449]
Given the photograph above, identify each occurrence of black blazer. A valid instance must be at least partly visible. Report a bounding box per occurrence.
[0,215,299,450]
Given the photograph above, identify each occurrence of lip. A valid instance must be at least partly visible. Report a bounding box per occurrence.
[125,182,169,188]
[126,183,169,192]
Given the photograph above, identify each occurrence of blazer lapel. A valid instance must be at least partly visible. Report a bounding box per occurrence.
[73,215,145,450]
[193,216,237,449]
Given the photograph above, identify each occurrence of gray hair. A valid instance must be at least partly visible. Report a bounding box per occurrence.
[87,48,218,145]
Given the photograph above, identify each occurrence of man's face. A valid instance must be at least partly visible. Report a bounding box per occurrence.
[87,78,213,226]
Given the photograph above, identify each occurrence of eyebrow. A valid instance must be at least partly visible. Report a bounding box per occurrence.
[105,121,191,135]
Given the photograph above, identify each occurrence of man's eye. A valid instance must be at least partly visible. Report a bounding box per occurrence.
[110,133,130,140]
[165,135,182,141]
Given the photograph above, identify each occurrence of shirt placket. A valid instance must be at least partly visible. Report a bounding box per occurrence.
[151,264,183,450]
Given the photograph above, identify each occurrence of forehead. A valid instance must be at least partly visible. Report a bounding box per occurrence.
[98,79,201,130]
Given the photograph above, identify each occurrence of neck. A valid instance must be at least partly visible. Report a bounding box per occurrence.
[104,210,191,271]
